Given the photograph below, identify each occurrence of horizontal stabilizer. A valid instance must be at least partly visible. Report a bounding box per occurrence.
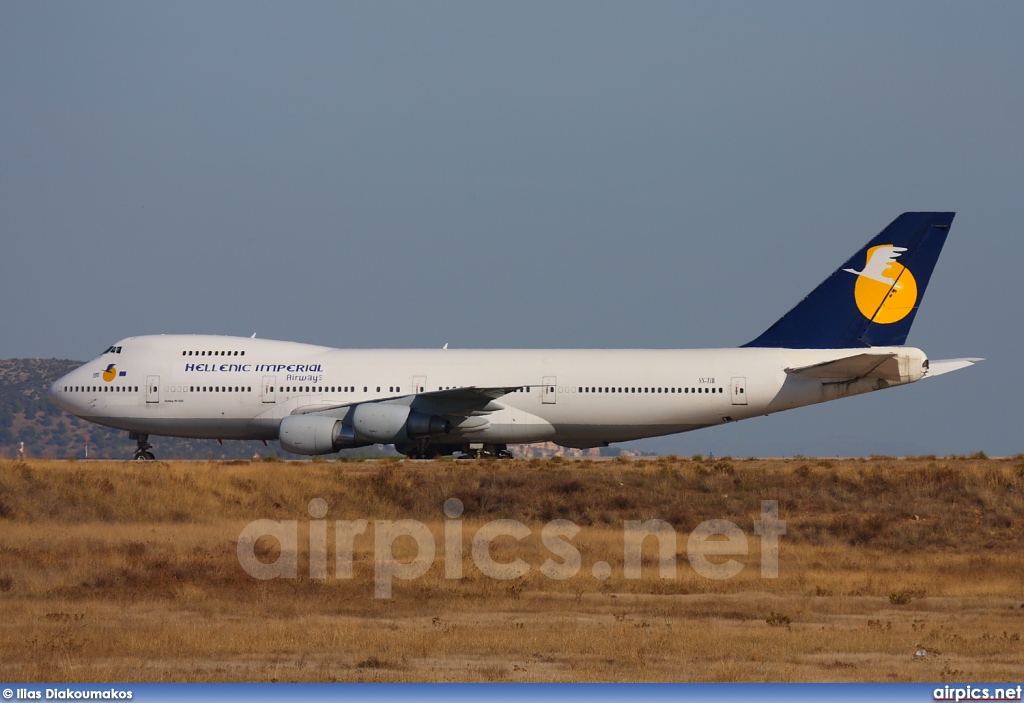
[923,358,984,379]
[785,353,901,382]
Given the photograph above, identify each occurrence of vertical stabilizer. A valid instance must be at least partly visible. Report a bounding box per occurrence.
[743,212,954,348]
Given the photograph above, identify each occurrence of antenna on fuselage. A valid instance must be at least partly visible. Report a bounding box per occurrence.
[442,343,448,350]
[250,333,257,338]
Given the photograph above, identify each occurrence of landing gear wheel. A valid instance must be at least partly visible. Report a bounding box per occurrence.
[459,444,511,459]
[130,433,155,461]
[395,441,445,460]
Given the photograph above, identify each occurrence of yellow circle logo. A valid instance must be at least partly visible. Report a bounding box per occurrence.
[102,364,118,382]
[844,245,917,324]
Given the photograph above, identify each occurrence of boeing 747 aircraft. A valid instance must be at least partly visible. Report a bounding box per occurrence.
[49,213,979,460]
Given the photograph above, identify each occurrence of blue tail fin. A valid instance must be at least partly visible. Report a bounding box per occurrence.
[743,212,955,349]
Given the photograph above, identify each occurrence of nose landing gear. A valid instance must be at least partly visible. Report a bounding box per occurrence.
[129,432,155,461]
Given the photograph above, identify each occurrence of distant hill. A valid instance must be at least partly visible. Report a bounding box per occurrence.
[0,358,307,460]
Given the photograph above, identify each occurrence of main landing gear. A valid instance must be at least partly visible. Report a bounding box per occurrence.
[458,443,515,460]
[395,440,446,460]
[396,441,516,459]
[129,432,155,461]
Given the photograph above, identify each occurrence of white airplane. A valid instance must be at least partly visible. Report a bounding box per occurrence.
[49,213,979,460]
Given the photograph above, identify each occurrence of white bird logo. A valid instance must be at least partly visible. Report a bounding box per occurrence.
[844,245,908,284]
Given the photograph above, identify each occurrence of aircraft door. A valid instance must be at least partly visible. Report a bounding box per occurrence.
[542,376,557,404]
[145,375,160,404]
[412,375,427,394]
[262,376,276,403]
[731,377,748,406]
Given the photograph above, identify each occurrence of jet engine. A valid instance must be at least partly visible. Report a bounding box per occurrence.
[278,404,453,455]
[278,415,363,455]
[352,403,452,443]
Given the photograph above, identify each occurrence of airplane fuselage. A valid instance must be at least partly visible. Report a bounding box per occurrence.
[48,214,976,458]
[49,334,928,452]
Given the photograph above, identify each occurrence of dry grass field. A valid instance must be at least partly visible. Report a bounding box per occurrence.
[0,455,1022,682]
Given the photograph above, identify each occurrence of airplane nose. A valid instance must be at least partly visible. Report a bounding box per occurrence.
[48,375,69,411]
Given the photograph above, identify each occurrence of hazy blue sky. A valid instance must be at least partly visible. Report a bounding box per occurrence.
[2,2,1021,456]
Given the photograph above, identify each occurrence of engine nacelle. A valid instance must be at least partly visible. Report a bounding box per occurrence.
[279,415,364,455]
[407,412,453,438]
[352,403,452,443]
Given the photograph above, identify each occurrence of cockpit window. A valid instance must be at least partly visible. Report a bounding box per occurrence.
[103,345,123,354]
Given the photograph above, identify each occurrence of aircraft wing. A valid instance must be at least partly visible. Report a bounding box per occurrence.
[785,353,901,382]
[289,385,524,417]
